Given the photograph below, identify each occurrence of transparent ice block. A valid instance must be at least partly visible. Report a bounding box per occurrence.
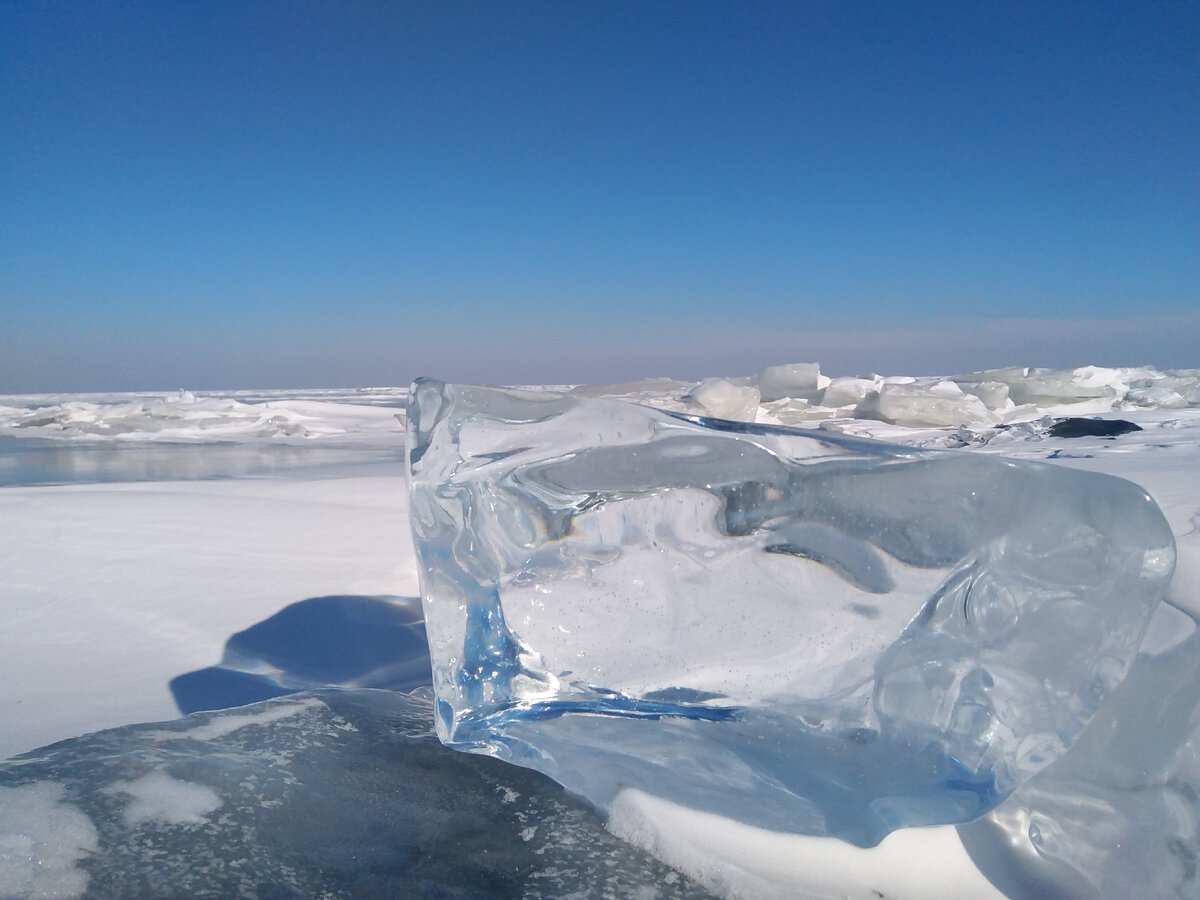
[407,379,1175,846]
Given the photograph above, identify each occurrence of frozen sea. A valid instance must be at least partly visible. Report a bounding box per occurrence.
[1,364,1199,899]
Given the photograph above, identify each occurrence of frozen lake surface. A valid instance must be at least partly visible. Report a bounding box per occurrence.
[2,364,1198,899]
[0,435,402,487]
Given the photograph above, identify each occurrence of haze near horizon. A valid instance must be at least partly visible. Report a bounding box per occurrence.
[2,1,1197,392]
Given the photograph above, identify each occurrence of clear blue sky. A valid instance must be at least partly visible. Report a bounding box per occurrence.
[2,1,1197,391]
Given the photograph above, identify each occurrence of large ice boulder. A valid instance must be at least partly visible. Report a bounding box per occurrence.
[407,380,1175,847]
[869,380,996,427]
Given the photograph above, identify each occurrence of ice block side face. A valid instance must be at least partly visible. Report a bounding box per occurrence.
[406,379,1176,846]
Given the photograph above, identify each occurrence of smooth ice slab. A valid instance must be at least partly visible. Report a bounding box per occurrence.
[406,380,1176,847]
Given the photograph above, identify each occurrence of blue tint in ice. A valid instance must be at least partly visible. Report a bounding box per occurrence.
[0,690,718,899]
[407,380,1176,847]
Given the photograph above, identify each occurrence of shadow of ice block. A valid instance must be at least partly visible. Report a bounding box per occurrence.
[170,594,430,714]
[406,379,1176,848]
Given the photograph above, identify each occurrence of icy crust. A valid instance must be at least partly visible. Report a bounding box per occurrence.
[0,690,718,900]
[406,379,1176,847]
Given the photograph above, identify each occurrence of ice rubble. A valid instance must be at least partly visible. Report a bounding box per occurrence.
[406,379,1176,848]
[673,363,1200,431]
[0,690,718,900]
[1,365,1197,448]
[0,388,407,442]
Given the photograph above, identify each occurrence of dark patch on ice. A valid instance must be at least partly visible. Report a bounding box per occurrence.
[2,689,720,899]
[171,595,430,714]
[1048,417,1142,438]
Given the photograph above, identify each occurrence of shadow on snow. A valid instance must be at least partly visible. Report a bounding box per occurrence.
[170,594,431,715]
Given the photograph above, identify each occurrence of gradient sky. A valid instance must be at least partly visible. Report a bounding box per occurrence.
[2,1,1197,391]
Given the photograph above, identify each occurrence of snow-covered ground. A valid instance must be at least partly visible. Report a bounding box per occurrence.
[1,363,1198,899]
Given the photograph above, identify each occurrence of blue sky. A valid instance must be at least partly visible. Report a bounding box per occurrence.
[2,1,1197,391]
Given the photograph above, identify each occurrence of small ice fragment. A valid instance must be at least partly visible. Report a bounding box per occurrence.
[687,378,761,422]
[821,376,878,409]
[871,382,994,427]
[756,362,828,402]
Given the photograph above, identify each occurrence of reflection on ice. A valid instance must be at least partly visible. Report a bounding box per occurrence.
[0,436,400,486]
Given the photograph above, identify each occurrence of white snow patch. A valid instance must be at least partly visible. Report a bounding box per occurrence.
[103,770,222,826]
[608,788,1008,900]
[0,781,98,900]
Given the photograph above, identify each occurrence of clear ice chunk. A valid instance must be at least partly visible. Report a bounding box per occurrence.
[958,601,1200,899]
[406,379,1176,847]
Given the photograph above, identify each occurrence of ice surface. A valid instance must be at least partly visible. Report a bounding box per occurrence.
[407,379,1176,847]
[0,690,717,899]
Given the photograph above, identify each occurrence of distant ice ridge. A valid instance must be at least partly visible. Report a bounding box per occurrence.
[0,387,408,443]
[406,379,1176,848]
[2,365,1198,445]
[669,363,1200,430]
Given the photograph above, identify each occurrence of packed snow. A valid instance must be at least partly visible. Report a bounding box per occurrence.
[1,363,1198,900]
